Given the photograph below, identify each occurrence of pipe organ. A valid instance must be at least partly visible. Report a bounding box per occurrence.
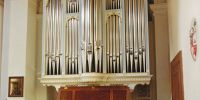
[41,0,152,90]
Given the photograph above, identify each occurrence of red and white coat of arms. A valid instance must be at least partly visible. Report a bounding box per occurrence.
[189,19,197,61]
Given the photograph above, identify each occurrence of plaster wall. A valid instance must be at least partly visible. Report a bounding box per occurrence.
[0,1,3,97]
[0,0,37,100]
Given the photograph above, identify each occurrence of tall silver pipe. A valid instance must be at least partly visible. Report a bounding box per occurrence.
[76,19,78,74]
[138,0,143,72]
[145,0,149,73]
[71,19,75,74]
[129,0,134,72]
[76,20,79,74]
[124,0,129,72]
[109,16,113,73]
[98,0,103,73]
[45,2,50,74]
[134,0,138,72]
[52,0,56,75]
[87,0,94,72]
[65,21,69,74]
[49,0,53,75]
[106,21,110,73]
[55,0,58,74]
[68,19,72,74]
[58,0,61,74]
[119,17,123,73]
[113,15,116,73]
[81,0,86,73]
[116,16,120,73]
[143,0,147,72]
[94,0,98,72]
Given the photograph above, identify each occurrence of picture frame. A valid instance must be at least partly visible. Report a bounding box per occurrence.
[8,77,24,97]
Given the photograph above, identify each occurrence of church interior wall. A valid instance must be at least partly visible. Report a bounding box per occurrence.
[1,0,200,100]
[168,0,200,99]
[0,0,3,98]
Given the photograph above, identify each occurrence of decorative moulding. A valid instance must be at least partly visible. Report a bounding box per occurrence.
[40,73,152,91]
[150,3,168,15]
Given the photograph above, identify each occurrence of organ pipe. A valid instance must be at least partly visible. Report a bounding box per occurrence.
[43,0,149,75]
[124,0,148,73]
[45,0,62,75]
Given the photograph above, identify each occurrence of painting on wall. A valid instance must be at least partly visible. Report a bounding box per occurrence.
[8,77,24,97]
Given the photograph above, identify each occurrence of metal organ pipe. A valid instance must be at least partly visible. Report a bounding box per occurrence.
[45,0,62,75]
[65,18,79,74]
[106,15,122,73]
[65,0,80,74]
[44,0,149,75]
[124,0,148,73]
[81,0,103,73]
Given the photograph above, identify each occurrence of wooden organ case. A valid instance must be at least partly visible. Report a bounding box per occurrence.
[41,0,152,99]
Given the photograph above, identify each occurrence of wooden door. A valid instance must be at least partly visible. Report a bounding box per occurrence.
[171,51,184,100]
[57,86,131,100]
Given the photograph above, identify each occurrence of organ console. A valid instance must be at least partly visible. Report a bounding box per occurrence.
[41,0,152,91]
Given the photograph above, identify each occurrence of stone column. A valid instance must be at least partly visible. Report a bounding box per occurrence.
[150,3,171,100]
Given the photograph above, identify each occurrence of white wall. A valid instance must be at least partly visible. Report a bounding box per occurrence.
[168,0,200,99]
[0,1,3,97]
[0,0,38,100]
[1,0,28,99]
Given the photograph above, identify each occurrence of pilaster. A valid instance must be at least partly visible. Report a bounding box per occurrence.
[150,3,171,100]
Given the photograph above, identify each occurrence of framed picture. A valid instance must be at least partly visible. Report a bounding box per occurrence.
[8,77,24,97]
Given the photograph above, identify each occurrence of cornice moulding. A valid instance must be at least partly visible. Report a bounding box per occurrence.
[40,73,152,91]
[150,3,168,15]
